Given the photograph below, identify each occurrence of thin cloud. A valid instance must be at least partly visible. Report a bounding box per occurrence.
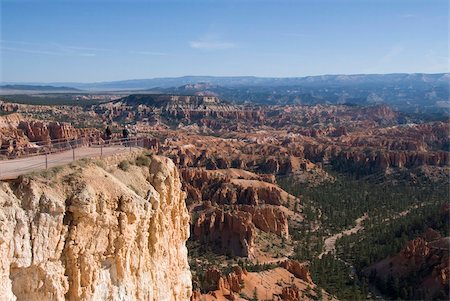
[2,40,171,57]
[1,46,64,56]
[1,46,96,57]
[64,45,112,52]
[130,50,168,56]
[78,53,96,57]
[0,39,46,46]
[398,13,418,19]
[189,41,237,50]
[1,40,101,56]
[282,32,311,38]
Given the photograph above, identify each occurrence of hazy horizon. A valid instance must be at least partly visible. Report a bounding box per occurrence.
[1,72,448,86]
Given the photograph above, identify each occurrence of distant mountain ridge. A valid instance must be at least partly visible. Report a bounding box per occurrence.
[140,74,449,113]
[0,84,81,91]
[2,74,448,114]
[4,73,448,91]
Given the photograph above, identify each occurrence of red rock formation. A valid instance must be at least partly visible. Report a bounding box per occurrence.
[400,237,430,264]
[181,168,290,207]
[0,113,23,128]
[202,266,246,293]
[332,125,348,137]
[192,207,256,257]
[432,258,449,287]
[190,290,201,301]
[0,101,19,113]
[184,167,294,255]
[365,230,449,300]
[18,121,98,144]
[281,285,301,301]
[0,114,30,152]
[240,205,289,238]
[280,260,313,284]
[18,121,51,143]
[191,204,290,256]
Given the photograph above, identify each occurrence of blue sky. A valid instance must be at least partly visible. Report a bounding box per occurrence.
[1,0,448,82]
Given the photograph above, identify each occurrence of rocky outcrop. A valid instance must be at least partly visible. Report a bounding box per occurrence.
[192,207,256,257]
[365,229,449,300]
[202,266,246,293]
[241,205,289,238]
[400,237,431,263]
[281,285,301,301]
[0,113,23,129]
[191,204,290,257]
[184,168,294,257]
[18,121,98,144]
[18,121,52,143]
[333,150,449,171]
[0,155,191,300]
[181,168,292,207]
[112,94,264,129]
[0,102,20,114]
[280,260,313,284]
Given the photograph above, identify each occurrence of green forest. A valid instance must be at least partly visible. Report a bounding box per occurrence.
[278,171,449,300]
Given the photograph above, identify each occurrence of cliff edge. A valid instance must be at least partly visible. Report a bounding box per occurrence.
[0,154,192,300]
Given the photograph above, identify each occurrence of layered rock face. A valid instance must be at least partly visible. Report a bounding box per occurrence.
[184,168,293,257]
[0,113,24,129]
[108,94,260,128]
[1,117,100,156]
[192,207,256,257]
[0,155,192,300]
[279,260,313,284]
[18,121,98,144]
[0,114,29,151]
[169,142,313,175]
[181,168,290,206]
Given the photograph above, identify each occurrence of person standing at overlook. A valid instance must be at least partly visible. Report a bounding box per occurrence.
[104,126,112,144]
[122,125,130,146]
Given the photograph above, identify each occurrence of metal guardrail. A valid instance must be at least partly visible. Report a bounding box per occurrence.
[1,138,85,160]
[0,136,148,179]
[0,136,145,160]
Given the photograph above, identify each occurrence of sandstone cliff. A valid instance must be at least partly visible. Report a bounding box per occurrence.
[365,228,449,300]
[0,154,192,300]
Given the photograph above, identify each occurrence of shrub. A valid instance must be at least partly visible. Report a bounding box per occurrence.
[134,155,151,167]
[40,165,64,180]
[118,160,130,171]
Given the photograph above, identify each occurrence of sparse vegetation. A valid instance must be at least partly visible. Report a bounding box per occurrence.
[134,155,151,167]
[118,160,130,171]
[252,287,258,301]
[29,165,65,181]
[241,261,277,273]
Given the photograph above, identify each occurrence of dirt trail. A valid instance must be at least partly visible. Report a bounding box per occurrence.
[318,213,368,259]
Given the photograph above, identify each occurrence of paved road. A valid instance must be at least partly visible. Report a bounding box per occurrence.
[0,145,134,180]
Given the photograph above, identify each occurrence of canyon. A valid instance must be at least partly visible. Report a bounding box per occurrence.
[0,93,448,300]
